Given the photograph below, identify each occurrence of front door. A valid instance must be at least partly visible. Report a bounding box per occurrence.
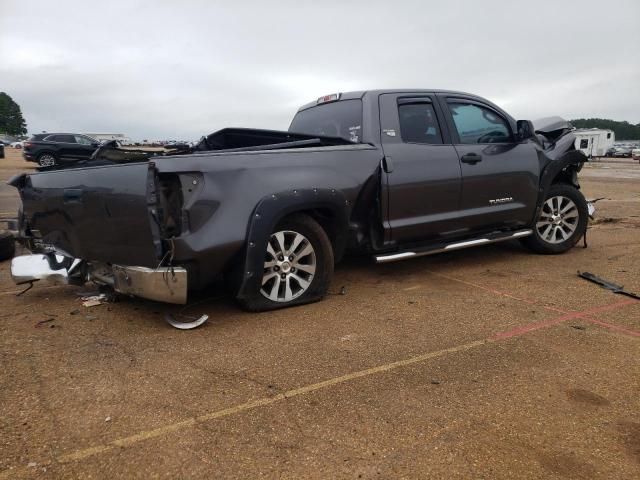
[379,93,463,244]
[437,96,540,232]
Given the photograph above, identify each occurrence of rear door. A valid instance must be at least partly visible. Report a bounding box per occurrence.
[20,162,162,267]
[379,93,463,244]
[437,96,539,231]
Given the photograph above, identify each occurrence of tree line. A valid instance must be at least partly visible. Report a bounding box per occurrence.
[0,92,27,136]
[570,118,640,141]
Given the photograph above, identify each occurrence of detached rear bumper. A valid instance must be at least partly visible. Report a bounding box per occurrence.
[111,265,187,304]
[10,255,188,304]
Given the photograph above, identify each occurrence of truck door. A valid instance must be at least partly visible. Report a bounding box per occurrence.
[379,93,462,244]
[437,95,539,232]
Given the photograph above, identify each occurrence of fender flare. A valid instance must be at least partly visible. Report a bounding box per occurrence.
[531,150,586,224]
[236,188,350,299]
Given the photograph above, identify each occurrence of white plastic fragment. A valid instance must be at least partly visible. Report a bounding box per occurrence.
[164,313,209,330]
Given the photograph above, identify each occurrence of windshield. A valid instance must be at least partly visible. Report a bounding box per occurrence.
[289,99,363,143]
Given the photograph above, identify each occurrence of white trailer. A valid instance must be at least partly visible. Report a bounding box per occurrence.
[573,128,615,158]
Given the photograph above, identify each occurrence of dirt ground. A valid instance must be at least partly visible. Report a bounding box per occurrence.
[0,148,638,479]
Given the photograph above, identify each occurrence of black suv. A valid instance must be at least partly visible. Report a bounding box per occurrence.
[23,133,101,167]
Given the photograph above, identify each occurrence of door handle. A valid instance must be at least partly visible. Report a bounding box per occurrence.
[460,153,482,164]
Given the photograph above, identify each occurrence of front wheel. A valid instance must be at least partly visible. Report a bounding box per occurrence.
[239,214,334,312]
[522,183,588,254]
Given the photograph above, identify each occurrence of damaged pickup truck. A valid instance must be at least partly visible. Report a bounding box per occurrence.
[9,90,592,311]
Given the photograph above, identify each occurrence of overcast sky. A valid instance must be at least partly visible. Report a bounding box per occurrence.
[1,0,639,140]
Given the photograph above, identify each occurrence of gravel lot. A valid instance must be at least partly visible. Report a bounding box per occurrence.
[1,148,639,479]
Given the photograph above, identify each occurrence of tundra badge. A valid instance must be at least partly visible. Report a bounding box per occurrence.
[489,197,513,205]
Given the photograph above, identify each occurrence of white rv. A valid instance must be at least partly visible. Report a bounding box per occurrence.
[573,128,615,158]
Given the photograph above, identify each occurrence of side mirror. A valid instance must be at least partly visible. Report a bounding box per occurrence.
[516,120,535,141]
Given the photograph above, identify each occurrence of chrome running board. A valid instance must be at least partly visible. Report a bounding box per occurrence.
[375,229,533,264]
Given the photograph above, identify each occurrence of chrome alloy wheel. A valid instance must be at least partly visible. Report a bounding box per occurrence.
[38,154,56,167]
[260,230,317,302]
[536,195,579,244]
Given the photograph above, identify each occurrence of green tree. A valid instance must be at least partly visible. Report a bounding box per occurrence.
[570,118,640,141]
[0,92,28,136]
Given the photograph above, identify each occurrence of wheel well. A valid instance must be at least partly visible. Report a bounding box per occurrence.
[279,208,346,262]
[550,167,579,189]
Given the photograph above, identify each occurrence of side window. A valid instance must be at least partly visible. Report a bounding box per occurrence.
[579,139,589,148]
[448,102,513,144]
[44,135,59,142]
[57,134,76,143]
[397,103,443,144]
[75,135,93,145]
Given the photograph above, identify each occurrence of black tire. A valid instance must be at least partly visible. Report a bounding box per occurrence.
[238,213,334,312]
[37,152,57,167]
[0,230,16,262]
[522,183,588,254]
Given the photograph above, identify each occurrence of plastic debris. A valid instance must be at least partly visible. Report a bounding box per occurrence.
[164,313,209,330]
[81,294,108,307]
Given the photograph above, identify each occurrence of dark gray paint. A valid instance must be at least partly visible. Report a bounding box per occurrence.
[13,89,585,292]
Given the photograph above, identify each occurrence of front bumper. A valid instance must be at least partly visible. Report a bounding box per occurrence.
[10,255,188,304]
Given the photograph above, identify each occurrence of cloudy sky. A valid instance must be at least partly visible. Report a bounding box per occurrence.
[1,0,639,141]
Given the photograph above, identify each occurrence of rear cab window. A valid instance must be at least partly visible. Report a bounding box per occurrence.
[398,101,443,144]
[289,99,363,143]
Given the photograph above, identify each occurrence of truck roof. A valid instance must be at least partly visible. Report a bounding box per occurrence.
[296,89,481,112]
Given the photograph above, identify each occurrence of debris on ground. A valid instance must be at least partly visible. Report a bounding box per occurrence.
[69,309,80,315]
[35,318,55,328]
[82,298,104,308]
[577,271,640,300]
[80,293,113,308]
[571,325,587,330]
[164,313,209,330]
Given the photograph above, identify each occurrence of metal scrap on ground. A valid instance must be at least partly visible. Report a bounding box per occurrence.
[577,271,640,300]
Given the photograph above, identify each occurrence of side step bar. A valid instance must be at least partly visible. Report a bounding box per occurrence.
[375,229,533,264]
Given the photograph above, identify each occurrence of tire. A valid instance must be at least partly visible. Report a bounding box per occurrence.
[522,183,588,254]
[238,213,334,312]
[0,230,16,262]
[37,153,57,167]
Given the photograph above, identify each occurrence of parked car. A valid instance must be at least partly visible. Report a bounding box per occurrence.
[612,147,632,158]
[632,148,640,162]
[0,142,4,159]
[10,89,591,312]
[22,133,101,167]
[605,146,617,157]
[10,141,24,149]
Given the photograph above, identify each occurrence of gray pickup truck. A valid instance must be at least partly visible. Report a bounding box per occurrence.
[9,89,591,311]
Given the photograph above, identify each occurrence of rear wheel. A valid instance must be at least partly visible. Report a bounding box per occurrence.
[38,153,57,167]
[239,214,333,312]
[522,184,588,254]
